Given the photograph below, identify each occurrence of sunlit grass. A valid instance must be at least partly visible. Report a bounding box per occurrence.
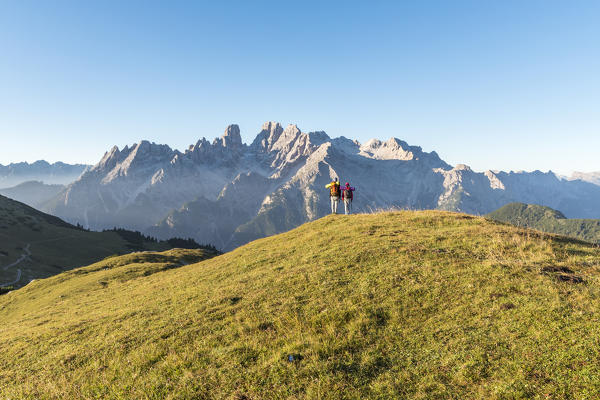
[1,211,600,399]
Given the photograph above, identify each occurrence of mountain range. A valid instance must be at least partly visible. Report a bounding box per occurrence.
[0,160,88,188]
[38,122,600,250]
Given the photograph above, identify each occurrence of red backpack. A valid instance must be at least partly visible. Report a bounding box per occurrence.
[344,187,353,200]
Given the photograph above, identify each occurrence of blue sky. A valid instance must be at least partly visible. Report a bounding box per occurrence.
[1,0,598,174]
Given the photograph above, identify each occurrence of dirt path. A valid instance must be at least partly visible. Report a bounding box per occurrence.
[1,269,22,287]
[0,243,31,287]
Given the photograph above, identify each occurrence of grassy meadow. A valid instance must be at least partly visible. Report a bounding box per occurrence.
[1,211,600,399]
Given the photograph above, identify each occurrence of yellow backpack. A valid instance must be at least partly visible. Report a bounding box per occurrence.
[330,182,340,196]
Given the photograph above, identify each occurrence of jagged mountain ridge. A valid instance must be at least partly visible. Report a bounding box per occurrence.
[0,160,88,188]
[43,122,600,250]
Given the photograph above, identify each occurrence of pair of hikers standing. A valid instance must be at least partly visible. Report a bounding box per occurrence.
[326,178,355,215]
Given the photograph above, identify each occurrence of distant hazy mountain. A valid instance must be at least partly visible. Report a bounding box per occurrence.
[0,181,65,209]
[0,160,88,188]
[567,172,600,186]
[487,202,600,244]
[43,122,600,250]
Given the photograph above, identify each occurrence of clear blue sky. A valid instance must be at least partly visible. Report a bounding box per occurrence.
[1,0,598,174]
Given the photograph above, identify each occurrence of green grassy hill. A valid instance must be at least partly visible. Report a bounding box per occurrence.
[0,194,212,289]
[2,211,600,399]
[488,202,600,244]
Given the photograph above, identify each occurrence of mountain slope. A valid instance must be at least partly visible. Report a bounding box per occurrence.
[0,160,88,188]
[488,202,600,244]
[146,171,273,250]
[0,180,65,208]
[0,194,213,288]
[2,211,600,398]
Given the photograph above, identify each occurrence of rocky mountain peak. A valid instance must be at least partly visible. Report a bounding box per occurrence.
[106,145,120,159]
[359,137,420,161]
[124,141,172,164]
[133,140,169,154]
[357,137,450,168]
[569,171,600,186]
[193,138,210,150]
[262,121,283,134]
[306,131,330,146]
[284,124,301,136]
[94,145,122,171]
[98,140,174,182]
[484,170,505,190]
[271,124,301,150]
[251,121,285,152]
[219,124,243,148]
[454,164,472,171]
[186,138,211,161]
